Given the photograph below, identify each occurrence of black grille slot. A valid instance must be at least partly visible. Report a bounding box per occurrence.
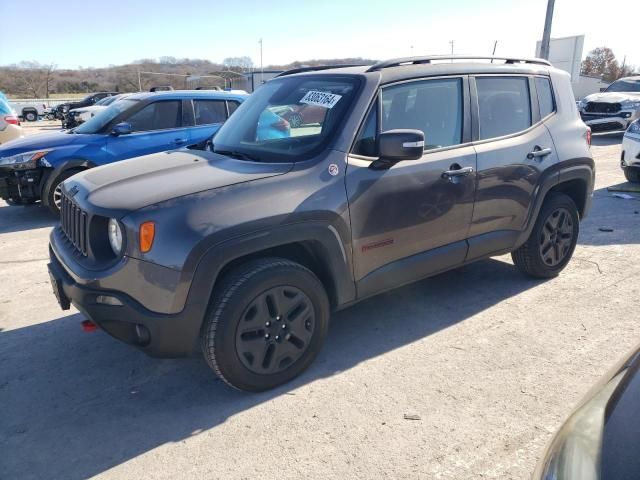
[60,192,88,256]
[585,102,621,114]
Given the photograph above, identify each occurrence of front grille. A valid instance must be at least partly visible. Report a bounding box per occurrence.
[60,192,88,256]
[585,102,621,114]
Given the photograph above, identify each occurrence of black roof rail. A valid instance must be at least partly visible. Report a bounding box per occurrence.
[366,55,552,72]
[275,64,369,77]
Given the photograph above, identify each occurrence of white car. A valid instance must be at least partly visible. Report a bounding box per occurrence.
[67,94,129,126]
[578,76,640,134]
[621,119,640,182]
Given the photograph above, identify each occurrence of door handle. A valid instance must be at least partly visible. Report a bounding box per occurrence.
[527,146,552,160]
[442,165,474,181]
[173,138,187,144]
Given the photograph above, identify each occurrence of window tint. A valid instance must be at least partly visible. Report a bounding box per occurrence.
[535,77,555,118]
[477,77,531,140]
[381,78,463,149]
[353,102,378,156]
[127,101,181,132]
[227,101,240,116]
[194,100,227,125]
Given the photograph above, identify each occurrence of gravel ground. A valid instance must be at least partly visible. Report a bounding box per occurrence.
[1,128,638,480]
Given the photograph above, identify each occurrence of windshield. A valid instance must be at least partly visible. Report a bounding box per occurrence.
[213,75,360,162]
[73,99,138,134]
[605,79,640,93]
[94,96,113,106]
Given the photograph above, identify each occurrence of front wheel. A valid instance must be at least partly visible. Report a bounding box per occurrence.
[201,258,330,392]
[624,168,640,183]
[512,192,579,278]
[45,169,83,216]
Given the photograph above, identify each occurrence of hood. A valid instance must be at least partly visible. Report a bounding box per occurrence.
[67,150,293,212]
[0,130,78,157]
[583,92,640,103]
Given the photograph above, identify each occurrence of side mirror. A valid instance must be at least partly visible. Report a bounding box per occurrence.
[370,129,424,169]
[111,122,132,136]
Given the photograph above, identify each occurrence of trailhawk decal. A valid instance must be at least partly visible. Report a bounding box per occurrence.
[300,90,342,109]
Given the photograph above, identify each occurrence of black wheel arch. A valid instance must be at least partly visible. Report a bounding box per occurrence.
[40,159,96,207]
[182,223,356,315]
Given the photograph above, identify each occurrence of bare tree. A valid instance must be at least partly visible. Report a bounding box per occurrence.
[222,56,254,72]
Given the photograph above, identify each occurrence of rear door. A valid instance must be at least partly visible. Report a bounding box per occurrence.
[188,98,229,144]
[346,76,476,294]
[106,99,189,162]
[467,75,559,258]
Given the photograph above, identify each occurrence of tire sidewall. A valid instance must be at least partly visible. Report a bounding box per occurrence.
[206,263,329,391]
[531,194,579,275]
[46,169,83,215]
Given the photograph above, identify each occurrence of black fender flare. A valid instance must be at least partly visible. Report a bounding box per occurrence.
[515,157,595,247]
[41,159,96,207]
[179,222,356,316]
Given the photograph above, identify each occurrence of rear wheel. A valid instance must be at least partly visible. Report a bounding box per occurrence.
[201,258,330,392]
[512,192,579,278]
[624,168,640,183]
[23,110,37,122]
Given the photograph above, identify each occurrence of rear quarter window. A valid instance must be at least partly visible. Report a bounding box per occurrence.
[535,77,555,118]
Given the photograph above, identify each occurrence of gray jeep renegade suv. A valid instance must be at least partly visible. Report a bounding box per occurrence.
[48,56,594,391]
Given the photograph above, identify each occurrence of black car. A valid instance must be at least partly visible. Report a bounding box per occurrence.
[534,343,640,479]
[47,56,594,391]
[54,92,118,126]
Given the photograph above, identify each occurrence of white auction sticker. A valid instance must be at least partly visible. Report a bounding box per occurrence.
[299,90,342,109]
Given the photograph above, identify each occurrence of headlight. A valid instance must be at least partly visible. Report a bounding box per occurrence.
[621,101,640,111]
[0,150,50,169]
[534,370,626,480]
[626,120,640,135]
[577,99,587,110]
[108,218,124,256]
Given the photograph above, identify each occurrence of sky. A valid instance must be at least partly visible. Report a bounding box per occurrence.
[1,0,638,70]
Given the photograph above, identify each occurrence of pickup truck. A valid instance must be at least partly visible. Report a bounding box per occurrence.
[9,101,48,122]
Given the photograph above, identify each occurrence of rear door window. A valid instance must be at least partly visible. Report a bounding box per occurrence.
[227,101,240,116]
[126,101,182,132]
[193,100,227,125]
[381,77,463,150]
[535,77,555,118]
[476,76,532,140]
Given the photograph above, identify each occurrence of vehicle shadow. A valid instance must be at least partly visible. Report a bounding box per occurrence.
[0,257,543,480]
[0,202,56,234]
[591,132,623,147]
[578,184,640,247]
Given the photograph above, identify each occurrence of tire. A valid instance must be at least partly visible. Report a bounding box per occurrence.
[45,169,83,216]
[288,113,303,128]
[624,168,640,183]
[23,110,37,122]
[201,257,330,392]
[511,192,579,279]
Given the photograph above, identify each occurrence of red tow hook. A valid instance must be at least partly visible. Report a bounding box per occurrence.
[81,319,98,332]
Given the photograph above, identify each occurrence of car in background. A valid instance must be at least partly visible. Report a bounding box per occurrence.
[621,119,640,182]
[578,76,640,133]
[0,98,23,145]
[65,94,131,128]
[0,90,247,214]
[8,100,48,122]
[533,343,640,479]
[52,92,118,122]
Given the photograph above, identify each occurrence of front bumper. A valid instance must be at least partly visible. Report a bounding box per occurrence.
[0,167,45,201]
[47,246,206,357]
[581,111,639,133]
[621,134,640,170]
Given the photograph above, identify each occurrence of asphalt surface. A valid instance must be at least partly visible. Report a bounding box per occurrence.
[1,125,639,479]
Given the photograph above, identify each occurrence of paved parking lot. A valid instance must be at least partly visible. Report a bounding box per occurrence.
[1,128,639,479]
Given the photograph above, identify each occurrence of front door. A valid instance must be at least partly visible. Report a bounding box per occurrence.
[346,76,476,297]
[106,100,191,163]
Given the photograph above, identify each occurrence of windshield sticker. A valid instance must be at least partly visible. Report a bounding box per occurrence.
[300,90,342,109]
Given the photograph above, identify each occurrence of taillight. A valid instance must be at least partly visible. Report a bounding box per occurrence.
[4,115,19,125]
[585,128,591,148]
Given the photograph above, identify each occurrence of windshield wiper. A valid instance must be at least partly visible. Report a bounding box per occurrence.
[215,150,260,162]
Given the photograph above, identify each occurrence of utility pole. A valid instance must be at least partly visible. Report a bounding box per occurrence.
[137,70,142,92]
[539,0,555,60]
[491,40,498,63]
